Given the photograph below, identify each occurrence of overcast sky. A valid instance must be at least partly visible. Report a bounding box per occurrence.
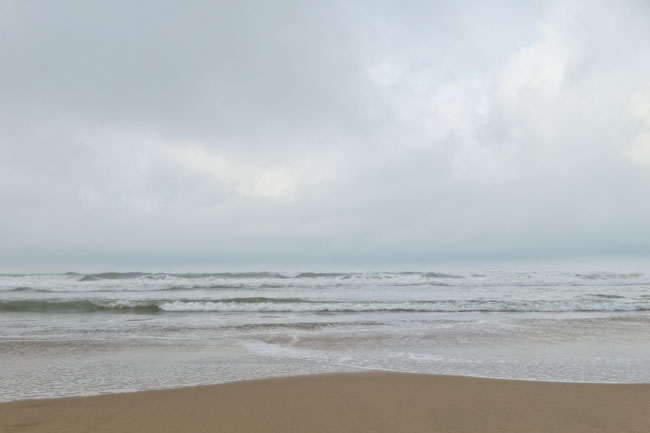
[2,0,650,271]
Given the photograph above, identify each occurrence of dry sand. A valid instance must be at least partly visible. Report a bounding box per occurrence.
[1,372,649,433]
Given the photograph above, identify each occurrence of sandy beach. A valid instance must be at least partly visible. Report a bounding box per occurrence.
[2,372,649,433]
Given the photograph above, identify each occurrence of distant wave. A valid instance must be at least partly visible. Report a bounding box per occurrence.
[73,271,346,281]
[293,272,349,278]
[0,297,311,314]
[2,287,40,292]
[76,272,292,281]
[78,272,150,281]
[0,300,160,313]
[3,298,650,314]
[422,272,463,278]
[69,271,468,281]
[0,286,66,293]
[3,271,646,285]
[575,272,643,280]
[1,284,287,293]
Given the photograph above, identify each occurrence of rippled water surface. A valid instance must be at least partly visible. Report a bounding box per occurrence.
[2,271,650,401]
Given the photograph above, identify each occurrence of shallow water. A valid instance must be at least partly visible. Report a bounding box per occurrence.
[2,271,650,401]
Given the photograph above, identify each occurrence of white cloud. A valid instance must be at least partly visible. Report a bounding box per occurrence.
[181,143,304,200]
[2,0,650,268]
[626,89,650,166]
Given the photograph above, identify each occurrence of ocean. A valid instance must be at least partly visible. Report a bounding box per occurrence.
[2,270,650,401]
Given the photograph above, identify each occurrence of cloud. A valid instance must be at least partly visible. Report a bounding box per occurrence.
[626,88,650,166]
[1,0,650,269]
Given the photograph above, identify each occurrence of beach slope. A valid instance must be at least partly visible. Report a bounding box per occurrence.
[1,372,649,433]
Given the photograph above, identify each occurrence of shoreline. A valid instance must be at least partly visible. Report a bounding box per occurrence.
[2,372,650,433]
[4,369,650,404]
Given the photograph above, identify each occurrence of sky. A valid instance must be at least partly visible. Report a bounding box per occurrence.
[2,0,650,271]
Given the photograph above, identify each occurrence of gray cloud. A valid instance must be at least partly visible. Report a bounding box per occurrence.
[1,0,650,271]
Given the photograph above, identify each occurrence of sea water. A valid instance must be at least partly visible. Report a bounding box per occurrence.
[2,271,650,401]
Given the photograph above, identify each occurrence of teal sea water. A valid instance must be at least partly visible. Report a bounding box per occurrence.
[2,271,650,401]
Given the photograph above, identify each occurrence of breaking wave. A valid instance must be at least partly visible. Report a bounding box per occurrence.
[0,300,160,313]
[2,298,649,314]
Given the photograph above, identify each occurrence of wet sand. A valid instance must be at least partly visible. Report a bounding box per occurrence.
[1,372,649,433]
